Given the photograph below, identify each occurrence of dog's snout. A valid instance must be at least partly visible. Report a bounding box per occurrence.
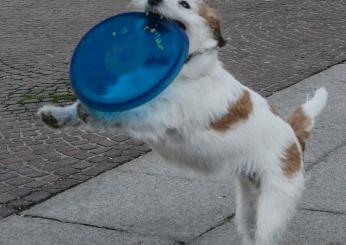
[148,0,163,6]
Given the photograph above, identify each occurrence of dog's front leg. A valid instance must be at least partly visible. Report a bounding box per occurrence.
[38,102,82,129]
[38,101,162,140]
[38,102,125,131]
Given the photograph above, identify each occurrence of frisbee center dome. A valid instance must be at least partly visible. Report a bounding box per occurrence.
[119,49,135,62]
[105,40,150,75]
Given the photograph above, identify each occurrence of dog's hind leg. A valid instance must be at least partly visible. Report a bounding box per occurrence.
[254,172,304,245]
[235,174,260,245]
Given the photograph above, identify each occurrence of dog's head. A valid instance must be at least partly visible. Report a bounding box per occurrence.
[129,0,227,54]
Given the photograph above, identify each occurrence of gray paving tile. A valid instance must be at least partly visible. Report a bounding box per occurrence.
[190,210,346,245]
[0,215,176,245]
[301,146,346,213]
[24,170,235,242]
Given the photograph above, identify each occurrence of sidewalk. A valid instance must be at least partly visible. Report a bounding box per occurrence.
[0,65,345,245]
[1,0,346,217]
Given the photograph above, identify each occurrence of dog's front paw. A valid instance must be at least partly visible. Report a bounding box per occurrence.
[38,105,72,129]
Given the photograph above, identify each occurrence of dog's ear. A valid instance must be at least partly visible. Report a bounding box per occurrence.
[198,2,227,48]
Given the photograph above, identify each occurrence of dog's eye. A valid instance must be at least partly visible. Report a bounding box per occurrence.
[179,1,191,9]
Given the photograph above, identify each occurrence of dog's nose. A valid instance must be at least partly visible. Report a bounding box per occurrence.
[148,0,163,6]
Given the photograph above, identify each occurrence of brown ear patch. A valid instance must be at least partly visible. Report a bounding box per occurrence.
[281,143,302,178]
[198,3,227,47]
[287,107,311,152]
[210,90,253,131]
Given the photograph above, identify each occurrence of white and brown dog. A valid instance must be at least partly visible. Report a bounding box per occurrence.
[38,1,328,244]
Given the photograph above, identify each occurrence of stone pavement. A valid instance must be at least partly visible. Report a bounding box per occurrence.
[1,65,345,244]
[1,0,346,217]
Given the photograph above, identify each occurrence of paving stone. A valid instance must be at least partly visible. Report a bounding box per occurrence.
[26,171,48,178]
[40,185,65,195]
[0,193,16,204]
[125,139,145,146]
[121,149,144,158]
[77,144,99,151]
[110,134,130,142]
[0,207,14,218]
[3,163,24,171]
[40,175,62,184]
[71,161,93,170]
[0,173,17,182]
[16,167,37,176]
[9,187,32,198]
[54,167,80,177]
[110,156,133,164]
[103,149,122,158]
[38,159,78,172]
[62,150,93,160]
[0,154,12,161]
[24,181,46,189]
[24,191,51,203]
[69,174,92,182]
[112,144,133,150]
[33,148,52,155]
[88,147,111,155]
[82,166,108,177]
[6,176,33,186]
[7,199,34,210]
[86,156,109,163]
[62,135,80,143]
[0,168,9,174]
[0,183,15,193]
[19,153,40,162]
[0,157,22,165]
[69,140,89,146]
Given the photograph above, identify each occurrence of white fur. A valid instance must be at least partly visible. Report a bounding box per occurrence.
[38,1,328,244]
[302,87,328,131]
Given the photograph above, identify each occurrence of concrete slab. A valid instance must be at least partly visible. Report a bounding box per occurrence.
[301,146,346,213]
[190,210,346,245]
[0,215,177,245]
[25,170,235,242]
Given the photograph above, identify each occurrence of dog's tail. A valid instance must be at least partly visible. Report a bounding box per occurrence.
[288,87,328,151]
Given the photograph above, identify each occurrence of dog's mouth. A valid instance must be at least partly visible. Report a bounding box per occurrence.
[145,11,186,31]
[173,19,186,31]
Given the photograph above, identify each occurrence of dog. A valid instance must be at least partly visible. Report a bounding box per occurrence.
[38,1,328,244]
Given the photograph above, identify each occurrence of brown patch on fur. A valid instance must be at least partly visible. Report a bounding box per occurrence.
[288,107,311,151]
[198,2,227,47]
[210,90,253,131]
[281,143,302,178]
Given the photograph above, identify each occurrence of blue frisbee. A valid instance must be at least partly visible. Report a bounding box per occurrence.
[70,12,189,112]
